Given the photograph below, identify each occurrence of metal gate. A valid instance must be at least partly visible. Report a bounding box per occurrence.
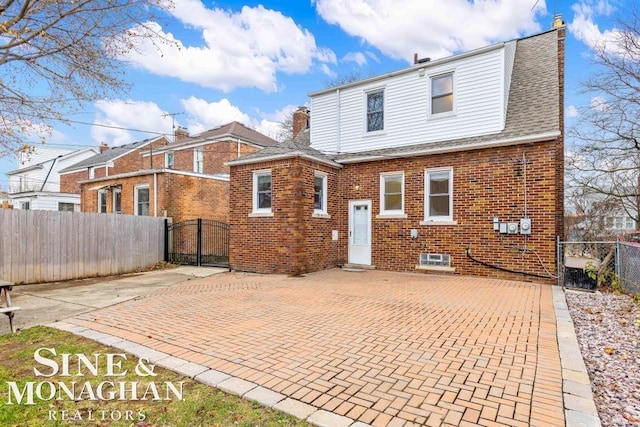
[557,240,616,291]
[165,219,229,267]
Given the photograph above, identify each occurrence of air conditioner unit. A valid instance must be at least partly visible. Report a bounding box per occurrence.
[419,253,450,267]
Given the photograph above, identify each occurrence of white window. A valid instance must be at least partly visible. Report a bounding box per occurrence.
[424,168,453,221]
[166,152,174,169]
[135,185,150,216]
[89,167,95,179]
[193,147,203,173]
[314,172,328,215]
[98,190,107,213]
[21,201,30,210]
[113,188,122,214]
[380,172,404,215]
[58,202,75,212]
[252,170,272,213]
[431,72,454,115]
[366,89,384,132]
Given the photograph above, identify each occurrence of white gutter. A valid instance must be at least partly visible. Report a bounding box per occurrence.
[153,172,158,217]
[226,152,342,169]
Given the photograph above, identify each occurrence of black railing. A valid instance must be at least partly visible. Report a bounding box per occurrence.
[165,219,229,267]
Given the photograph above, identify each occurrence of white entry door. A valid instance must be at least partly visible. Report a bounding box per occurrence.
[348,200,372,265]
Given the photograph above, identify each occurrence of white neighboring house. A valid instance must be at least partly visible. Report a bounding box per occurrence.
[6,146,100,211]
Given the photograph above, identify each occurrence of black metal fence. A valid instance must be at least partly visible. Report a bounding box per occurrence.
[557,240,640,293]
[165,219,229,267]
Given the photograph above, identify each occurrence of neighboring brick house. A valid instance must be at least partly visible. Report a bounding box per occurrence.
[7,145,100,211]
[228,25,565,281]
[60,122,278,222]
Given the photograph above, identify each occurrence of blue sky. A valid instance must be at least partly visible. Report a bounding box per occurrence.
[0,0,626,188]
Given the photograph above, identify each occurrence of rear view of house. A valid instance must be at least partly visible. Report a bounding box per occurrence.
[228,24,565,281]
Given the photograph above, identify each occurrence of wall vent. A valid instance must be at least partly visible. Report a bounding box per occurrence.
[419,253,450,267]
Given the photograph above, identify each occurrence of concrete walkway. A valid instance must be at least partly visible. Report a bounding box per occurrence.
[0,266,226,335]
[47,269,594,426]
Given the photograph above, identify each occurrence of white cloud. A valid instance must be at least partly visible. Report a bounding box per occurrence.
[314,0,544,62]
[119,3,336,92]
[343,51,367,66]
[569,1,627,54]
[320,63,337,78]
[91,100,174,146]
[91,97,295,145]
[180,97,251,134]
[566,105,579,117]
[590,96,608,112]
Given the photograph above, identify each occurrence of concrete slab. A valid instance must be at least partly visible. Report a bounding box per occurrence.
[194,370,231,387]
[307,410,353,427]
[243,386,286,408]
[172,361,209,378]
[217,377,257,396]
[566,409,603,427]
[273,398,317,419]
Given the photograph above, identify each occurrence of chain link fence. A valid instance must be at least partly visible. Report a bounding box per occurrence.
[617,242,640,294]
[557,241,617,291]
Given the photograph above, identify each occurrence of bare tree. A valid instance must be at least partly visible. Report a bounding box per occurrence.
[0,0,172,155]
[567,10,640,231]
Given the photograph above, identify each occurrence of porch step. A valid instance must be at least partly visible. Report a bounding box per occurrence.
[342,264,376,271]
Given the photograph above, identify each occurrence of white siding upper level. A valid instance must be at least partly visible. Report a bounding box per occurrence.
[310,42,515,154]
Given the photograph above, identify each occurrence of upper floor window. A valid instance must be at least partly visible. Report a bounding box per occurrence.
[366,89,384,132]
[166,152,174,169]
[380,172,404,215]
[135,185,150,216]
[98,191,107,213]
[424,168,453,221]
[314,172,328,215]
[89,167,95,179]
[431,73,454,115]
[253,170,272,213]
[193,147,203,173]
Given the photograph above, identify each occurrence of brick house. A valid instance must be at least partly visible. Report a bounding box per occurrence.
[60,122,278,222]
[227,25,565,281]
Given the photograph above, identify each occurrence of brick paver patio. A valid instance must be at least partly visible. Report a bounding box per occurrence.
[63,269,564,426]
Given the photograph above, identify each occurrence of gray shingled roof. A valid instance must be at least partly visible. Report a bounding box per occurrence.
[226,137,340,168]
[195,121,278,147]
[229,27,561,166]
[59,138,156,173]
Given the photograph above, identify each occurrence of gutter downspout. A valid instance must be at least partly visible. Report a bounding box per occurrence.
[336,89,341,153]
[40,155,62,191]
[153,172,158,217]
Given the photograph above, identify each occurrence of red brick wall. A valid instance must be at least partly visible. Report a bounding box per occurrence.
[152,140,261,174]
[60,170,87,193]
[81,172,228,223]
[230,141,561,281]
[162,174,229,222]
[229,158,340,274]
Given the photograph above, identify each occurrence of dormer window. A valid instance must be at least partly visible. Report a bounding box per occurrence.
[431,73,454,115]
[366,89,384,132]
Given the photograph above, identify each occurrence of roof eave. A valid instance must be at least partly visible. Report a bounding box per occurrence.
[226,151,342,169]
[336,131,561,164]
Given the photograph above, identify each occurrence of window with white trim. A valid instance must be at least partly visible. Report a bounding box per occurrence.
[424,168,453,221]
[366,89,384,132]
[253,170,272,213]
[166,152,174,169]
[380,172,404,215]
[135,185,150,216]
[58,202,75,212]
[89,167,95,179]
[98,190,107,213]
[193,147,203,173]
[113,188,122,214]
[431,73,454,115]
[313,172,328,215]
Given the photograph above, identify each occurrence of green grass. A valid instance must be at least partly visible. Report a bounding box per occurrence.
[0,326,311,426]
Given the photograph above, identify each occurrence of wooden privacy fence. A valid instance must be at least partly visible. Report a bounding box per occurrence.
[0,209,165,284]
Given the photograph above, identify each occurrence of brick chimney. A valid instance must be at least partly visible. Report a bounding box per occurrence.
[99,142,109,153]
[292,107,310,139]
[174,126,190,143]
